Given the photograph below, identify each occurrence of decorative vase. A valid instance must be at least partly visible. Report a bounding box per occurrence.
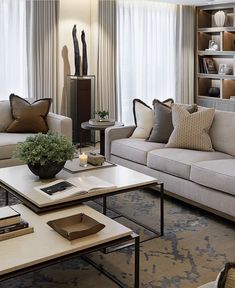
[208,87,220,98]
[28,162,65,179]
[214,11,226,27]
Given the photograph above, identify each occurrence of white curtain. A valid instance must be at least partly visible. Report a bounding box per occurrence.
[176,5,195,104]
[0,0,28,100]
[117,0,177,125]
[97,0,117,119]
[26,0,58,112]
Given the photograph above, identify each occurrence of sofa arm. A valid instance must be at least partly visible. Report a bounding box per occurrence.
[47,112,72,141]
[105,125,136,160]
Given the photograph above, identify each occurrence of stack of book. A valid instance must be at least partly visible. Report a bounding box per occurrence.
[0,206,33,241]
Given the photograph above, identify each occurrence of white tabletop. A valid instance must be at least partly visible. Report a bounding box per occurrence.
[0,164,158,208]
[0,204,132,276]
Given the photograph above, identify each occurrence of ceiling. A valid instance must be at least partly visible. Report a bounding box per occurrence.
[154,0,235,5]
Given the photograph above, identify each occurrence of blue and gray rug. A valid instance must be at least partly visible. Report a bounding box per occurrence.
[0,189,234,288]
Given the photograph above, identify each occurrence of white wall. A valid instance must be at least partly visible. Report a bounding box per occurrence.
[57,0,98,114]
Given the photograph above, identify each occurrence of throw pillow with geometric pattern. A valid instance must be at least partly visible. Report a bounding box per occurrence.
[165,104,215,151]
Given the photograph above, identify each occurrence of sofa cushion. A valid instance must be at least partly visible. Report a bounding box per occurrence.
[147,148,233,180]
[130,98,173,139]
[166,104,215,152]
[0,100,13,132]
[130,99,154,139]
[6,94,52,133]
[0,133,37,160]
[111,138,165,165]
[210,109,235,157]
[190,159,235,196]
[148,101,197,143]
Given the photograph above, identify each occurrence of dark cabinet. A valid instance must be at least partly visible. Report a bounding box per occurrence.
[67,76,95,144]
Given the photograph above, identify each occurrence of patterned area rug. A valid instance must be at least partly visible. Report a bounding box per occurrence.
[0,188,234,288]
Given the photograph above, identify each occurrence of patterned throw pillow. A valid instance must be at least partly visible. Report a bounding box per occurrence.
[6,94,52,133]
[130,98,174,139]
[165,104,215,151]
[148,100,197,143]
[216,262,235,288]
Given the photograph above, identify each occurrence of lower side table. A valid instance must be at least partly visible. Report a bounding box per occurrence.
[81,121,123,155]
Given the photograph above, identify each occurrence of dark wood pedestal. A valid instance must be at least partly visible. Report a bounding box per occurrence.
[66,76,95,144]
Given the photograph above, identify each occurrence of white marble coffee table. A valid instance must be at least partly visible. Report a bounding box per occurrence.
[0,164,164,235]
[0,204,139,287]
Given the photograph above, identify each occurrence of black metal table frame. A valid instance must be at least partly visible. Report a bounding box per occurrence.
[2,182,164,237]
[0,233,140,288]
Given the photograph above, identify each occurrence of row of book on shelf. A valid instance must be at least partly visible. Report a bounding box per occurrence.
[0,206,33,241]
[198,56,217,74]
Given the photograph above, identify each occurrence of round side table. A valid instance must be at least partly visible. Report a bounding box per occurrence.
[81,121,123,155]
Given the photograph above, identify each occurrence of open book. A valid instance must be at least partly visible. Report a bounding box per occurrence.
[35,176,116,200]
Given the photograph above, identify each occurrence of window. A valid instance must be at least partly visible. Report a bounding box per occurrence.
[117,0,177,124]
[0,0,28,100]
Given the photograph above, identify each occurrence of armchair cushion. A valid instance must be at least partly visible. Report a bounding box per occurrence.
[6,94,52,133]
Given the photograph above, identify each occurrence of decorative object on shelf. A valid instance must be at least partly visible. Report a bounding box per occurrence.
[14,132,76,179]
[87,152,105,166]
[79,152,88,167]
[208,87,220,98]
[81,30,88,76]
[95,110,109,120]
[72,25,81,76]
[214,10,226,27]
[206,40,218,51]
[203,57,217,74]
[218,64,233,75]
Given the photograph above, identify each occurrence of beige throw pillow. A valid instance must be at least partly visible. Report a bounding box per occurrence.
[166,104,215,151]
[130,99,154,139]
[130,98,174,139]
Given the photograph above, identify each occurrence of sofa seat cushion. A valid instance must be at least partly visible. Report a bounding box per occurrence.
[0,133,36,160]
[190,159,235,196]
[147,148,233,180]
[111,138,165,165]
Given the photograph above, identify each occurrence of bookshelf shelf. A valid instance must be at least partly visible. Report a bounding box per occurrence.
[196,4,235,111]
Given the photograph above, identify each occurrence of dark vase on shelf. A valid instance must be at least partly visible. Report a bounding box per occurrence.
[28,162,65,179]
[208,87,220,98]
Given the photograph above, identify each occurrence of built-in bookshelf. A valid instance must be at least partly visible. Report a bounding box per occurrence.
[196,4,235,111]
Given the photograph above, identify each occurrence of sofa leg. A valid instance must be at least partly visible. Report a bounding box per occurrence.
[159,183,164,236]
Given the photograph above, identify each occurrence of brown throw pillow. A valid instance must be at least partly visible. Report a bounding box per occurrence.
[6,94,52,133]
[148,101,198,143]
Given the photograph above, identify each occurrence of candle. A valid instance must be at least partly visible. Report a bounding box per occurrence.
[79,152,88,167]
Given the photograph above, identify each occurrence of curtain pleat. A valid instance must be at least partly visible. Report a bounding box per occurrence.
[97,0,117,119]
[176,6,195,104]
[27,0,58,112]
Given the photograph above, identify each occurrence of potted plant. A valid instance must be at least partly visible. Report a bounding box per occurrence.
[95,110,109,121]
[14,132,76,179]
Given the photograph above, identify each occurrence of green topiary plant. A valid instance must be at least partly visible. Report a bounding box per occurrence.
[14,131,76,166]
[95,110,109,120]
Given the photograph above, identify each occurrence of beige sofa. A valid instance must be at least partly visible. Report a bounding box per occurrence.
[105,108,235,221]
[0,100,72,168]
